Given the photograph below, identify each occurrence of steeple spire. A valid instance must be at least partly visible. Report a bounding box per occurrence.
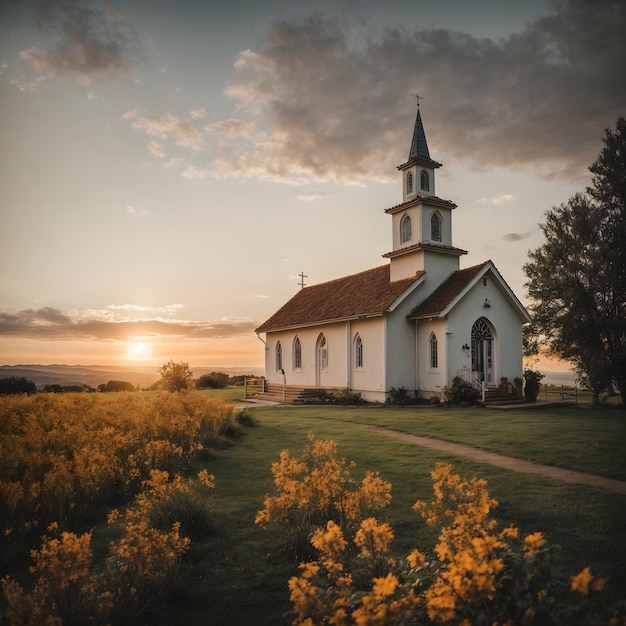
[408,97,430,161]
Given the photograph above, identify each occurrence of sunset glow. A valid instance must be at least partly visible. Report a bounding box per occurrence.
[1,0,622,376]
[127,341,150,359]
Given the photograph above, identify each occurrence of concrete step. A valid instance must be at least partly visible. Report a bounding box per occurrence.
[253,384,337,404]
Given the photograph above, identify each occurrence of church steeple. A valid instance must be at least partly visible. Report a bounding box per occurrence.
[397,100,442,202]
[385,101,466,283]
[408,105,430,161]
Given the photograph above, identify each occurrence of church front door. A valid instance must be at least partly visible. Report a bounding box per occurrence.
[471,318,494,385]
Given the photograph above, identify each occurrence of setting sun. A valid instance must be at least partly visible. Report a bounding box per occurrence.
[127,341,150,359]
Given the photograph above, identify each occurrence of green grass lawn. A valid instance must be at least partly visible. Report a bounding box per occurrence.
[194,385,249,403]
[173,405,626,625]
[270,404,626,480]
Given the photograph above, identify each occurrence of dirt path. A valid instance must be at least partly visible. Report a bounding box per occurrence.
[363,425,626,495]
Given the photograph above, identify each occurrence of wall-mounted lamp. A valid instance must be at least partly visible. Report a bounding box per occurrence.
[462,343,470,352]
[484,298,491,308]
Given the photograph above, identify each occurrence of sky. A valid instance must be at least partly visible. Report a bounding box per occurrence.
[0,0,624,371]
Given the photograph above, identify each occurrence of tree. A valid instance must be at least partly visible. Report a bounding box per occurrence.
[0,376,37,395]
[158,360,194,392]
[98,380,136,392]
[523,118,626,404]
[196,372,229,389]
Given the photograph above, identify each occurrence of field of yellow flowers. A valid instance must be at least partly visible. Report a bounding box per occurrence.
[0,392,243,625]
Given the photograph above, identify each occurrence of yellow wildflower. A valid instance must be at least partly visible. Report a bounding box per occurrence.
[499,525,519,539]
[571,566,604,596]
[523,532,546,557]
[571,567,593,595]
[311,521,347,555]
[372,573,399,598]
[407,549,426,567]
[300,562,320,579]
[197,469,215,489]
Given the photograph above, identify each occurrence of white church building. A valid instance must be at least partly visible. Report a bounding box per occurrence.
[255,106,531,403]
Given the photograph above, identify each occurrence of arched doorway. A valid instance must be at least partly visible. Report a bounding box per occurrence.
[316,333,328,386]
[471,318,494,384]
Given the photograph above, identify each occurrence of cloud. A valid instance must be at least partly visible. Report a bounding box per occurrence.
[125,111,204,151]
[19,0,144,86]
[0,307,257,341]
[105,304,185,315]
[9,74,47,91]
[297,193,323,202]
[125,205,149,216]
[204,118,251,138]
[180,165,212,181]
[216,1,625,183]
[146,141,165,158]
[503,232,532,242]
[475,194,514,205]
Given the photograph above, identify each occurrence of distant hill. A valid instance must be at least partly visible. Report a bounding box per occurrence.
[0,364,264,390]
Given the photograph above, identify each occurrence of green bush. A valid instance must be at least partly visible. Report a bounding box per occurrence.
[449,376,481,405]
[386,386,414,405]
[524,369,545,402]
[235,409,257,427]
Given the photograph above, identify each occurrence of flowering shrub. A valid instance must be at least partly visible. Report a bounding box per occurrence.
[256,433,392,559]
[0,391,227,625]
[0,392,234,565]
[262,438,616,626]
[1,468,211,625]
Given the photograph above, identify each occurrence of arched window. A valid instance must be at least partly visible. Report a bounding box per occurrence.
[401,213,412,243]
[354,333,363,369]
[293,336,302,370]
[407,172,413,194]
[318,334,328,371]
[275,341,282,372]
[420,170,430,192]
[429,332,438,369]
[431,212,442,242]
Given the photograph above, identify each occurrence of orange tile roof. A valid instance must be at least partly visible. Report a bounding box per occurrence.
[408,261,489,319]
[256,265,423,333]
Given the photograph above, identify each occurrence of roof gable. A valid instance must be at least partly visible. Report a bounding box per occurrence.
[256,265,423,333]
[409,262,487,318]
[408,261,531,322]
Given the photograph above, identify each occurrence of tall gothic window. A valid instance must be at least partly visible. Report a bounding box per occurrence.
[431,212,442,242]
[407,172,413,194]
[420,170,430,192]
[401,213,412,243]
[293,336,302,370]
[275,341,282,371]
[354,333,363,369]
[429,332,438,369]
[318,334,328,371]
